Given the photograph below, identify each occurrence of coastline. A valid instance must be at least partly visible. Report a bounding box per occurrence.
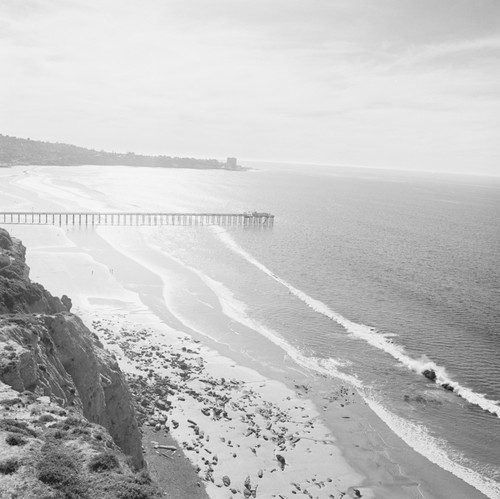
[4,222,488,499]
[0,164,494,499]
[16,225,366,498]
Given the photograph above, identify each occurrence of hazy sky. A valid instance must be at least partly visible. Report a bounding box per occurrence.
[1,0,499,174]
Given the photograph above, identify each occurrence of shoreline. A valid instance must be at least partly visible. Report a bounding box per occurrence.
[85,309,365,498]
[0,165,493,498]
[7,222,365,497]
[5,222,488,499]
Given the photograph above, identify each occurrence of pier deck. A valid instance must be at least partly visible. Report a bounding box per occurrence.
[0,212,274,227]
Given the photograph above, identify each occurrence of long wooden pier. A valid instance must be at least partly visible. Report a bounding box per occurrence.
[0,212,274,227]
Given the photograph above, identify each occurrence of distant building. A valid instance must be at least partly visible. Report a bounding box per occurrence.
[226,157,238,169]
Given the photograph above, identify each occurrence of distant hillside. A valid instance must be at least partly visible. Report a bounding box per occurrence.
[0,134,241,170]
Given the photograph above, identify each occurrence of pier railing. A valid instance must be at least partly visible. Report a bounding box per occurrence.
[0,212,274,227]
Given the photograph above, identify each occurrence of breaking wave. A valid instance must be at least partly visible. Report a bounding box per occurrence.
[150,244,359,387]
[365,398,500,499]
[214,228,500,419]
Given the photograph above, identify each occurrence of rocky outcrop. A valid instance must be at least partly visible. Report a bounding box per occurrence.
[0,228,67,315]
[0,228,144,469]
[45,313,143,467]
[0,317,81,409]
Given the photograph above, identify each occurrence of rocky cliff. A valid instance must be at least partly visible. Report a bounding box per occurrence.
[0,228,154,497]
[0,228,67,315]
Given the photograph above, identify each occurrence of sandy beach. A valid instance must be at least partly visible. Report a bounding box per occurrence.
[0,165,491,499]
[0,222,484,499]
[15,225,366,498]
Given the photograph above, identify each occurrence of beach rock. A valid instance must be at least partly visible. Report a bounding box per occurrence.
[244,475,252,490]
[276,454,286,470]
[222,475,231,487]
[422,369,437,382]
[442,383,454,392]
[155,400,168,410]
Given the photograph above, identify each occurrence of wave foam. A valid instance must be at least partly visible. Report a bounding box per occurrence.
[151,244,360,387]
[366,397,500,499]
[214,228,500,418]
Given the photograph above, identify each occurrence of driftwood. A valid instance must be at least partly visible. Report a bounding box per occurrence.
[153,444,177,451]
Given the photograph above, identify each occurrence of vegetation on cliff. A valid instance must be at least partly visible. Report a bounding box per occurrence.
[0,385,161,498]
[0,228,159,497]
[0,134,241,170]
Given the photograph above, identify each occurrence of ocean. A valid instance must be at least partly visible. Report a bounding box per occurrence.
[3,162,500,496]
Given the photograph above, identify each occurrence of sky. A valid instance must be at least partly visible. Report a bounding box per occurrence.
[1,0,499,174]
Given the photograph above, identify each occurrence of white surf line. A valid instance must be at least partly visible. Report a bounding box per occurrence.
[215,227,500,498]
[148,243,359,387]
[213,228,500,419]
[366,397,500,499]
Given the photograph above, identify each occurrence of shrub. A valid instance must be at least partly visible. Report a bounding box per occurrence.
[45,429,66,440]
[0,458,20,475]
[93,473,161,499]
[0,397,22,407]
[37,444,79,486]
[133,470,154,486]
[70,426,90,437]
[39,414,56,423]
[114,479,160,499]
[51,416,87,433]
[116,483,158,499]
[88,452,120,473]
[6,433,27,446]
[0,418,37,437]
[37,444,90,498]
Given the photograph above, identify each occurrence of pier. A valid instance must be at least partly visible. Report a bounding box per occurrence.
[0,212,274,227]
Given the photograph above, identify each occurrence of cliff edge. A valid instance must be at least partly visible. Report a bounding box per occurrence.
[0,228,154,497]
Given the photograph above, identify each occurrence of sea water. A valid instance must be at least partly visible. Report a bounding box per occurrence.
[5,162,500,497]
